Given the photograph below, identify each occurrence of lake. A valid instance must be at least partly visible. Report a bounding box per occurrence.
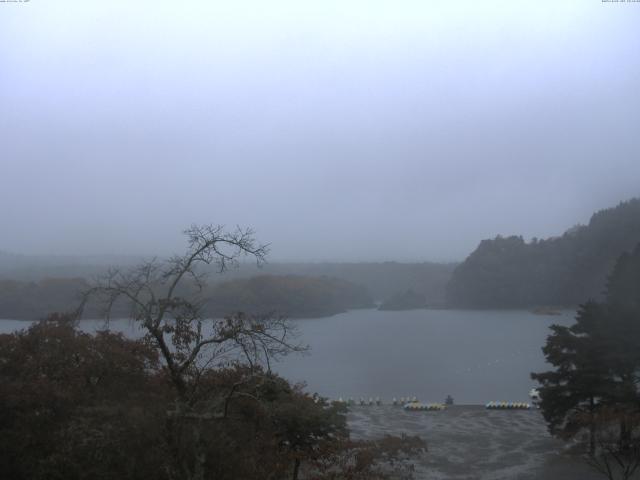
[0,308,574,405]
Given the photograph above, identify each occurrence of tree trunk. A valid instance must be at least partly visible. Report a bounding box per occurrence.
[620,416,631,452]
[292,458,301,480]
[589,396,596,456]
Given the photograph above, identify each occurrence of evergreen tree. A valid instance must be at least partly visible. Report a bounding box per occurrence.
[532,243,640,459]
[531,301,611,453]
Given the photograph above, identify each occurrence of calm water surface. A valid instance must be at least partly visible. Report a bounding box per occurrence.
[278,308,574,404]
[0,308,574,404]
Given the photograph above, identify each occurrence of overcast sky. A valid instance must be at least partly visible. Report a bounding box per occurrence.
[1,0,639,262]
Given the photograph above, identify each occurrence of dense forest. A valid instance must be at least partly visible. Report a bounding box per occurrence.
[0,258,455,319]
[206,275,374,318]
[0,255,456,305]
[0,274,373,320]
[447,199,640,308]
[250,262,456,305]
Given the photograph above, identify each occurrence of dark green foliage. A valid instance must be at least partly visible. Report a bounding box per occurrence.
[532,244,640,460]
[448,198,640,308]
[531,302,611,450]
[606,244,640,314]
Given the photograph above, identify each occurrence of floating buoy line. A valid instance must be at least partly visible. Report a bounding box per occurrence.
[403,402,446,411]
[330,395,537,411]
[485,401,531,409]
[333,397,446,411]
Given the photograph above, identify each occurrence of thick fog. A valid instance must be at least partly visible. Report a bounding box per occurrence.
[1,0,639,261]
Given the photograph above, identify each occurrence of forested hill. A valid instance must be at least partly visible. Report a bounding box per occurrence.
[446,198,640,308]
[0,255,453,318]
[0,258,456,306]
[0,275,374,320]
[241,262,456,305]
[205,275,374,318]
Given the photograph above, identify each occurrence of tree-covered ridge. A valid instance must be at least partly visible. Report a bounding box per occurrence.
[0,274,373,320]
[206,274,374,318]
[447,198,640,308]
[0,277,89,320]
[0,258,456,307]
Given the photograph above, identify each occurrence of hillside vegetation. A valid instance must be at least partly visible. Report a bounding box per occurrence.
[0,257,455,319]
[248,262,456,305]
[447,199,640,308]
[206,274,373,318]
[0,278,88,320]
[0,275,373,320]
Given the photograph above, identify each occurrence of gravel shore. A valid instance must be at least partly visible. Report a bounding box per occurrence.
[347,405,612,480]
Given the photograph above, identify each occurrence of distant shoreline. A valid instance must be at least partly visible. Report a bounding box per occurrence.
[0,305,579,323]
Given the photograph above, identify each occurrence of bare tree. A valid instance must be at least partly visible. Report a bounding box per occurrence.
[78,224,305,480]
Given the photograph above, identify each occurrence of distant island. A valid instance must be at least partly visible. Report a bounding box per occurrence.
[446,198,640,308]
[378,289,428,311]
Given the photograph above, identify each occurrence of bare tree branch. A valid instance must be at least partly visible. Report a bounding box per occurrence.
[78,224,302,405]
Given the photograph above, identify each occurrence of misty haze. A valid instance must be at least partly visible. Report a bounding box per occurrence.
[1,1,640,480]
